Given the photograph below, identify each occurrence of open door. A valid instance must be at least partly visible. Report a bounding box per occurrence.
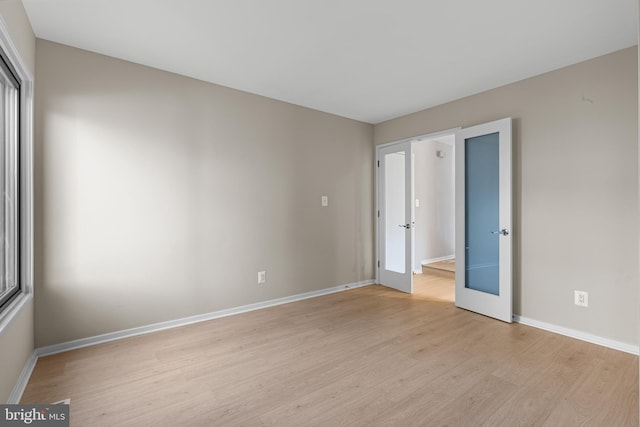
[377,141,413,293]
[455,118,512,322]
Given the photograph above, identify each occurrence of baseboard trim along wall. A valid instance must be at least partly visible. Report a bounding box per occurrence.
[8,279,375,403]
[513,315,639,355]
[37,279,376,358]
[420,255,455,266]
[7,351,37,404]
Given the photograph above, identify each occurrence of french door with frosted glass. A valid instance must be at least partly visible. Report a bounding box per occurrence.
[377,141,413,293]
[455,118,512,322]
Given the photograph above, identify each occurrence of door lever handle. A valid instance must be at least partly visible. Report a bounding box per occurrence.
[398,224,411,229]
[491,229,510,236]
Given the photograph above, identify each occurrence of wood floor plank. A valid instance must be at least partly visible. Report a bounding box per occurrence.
[21,274,638,426]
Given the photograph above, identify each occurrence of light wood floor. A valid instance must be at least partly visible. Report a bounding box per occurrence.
[22,274,638,426]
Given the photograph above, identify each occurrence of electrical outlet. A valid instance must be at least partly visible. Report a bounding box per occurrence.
[574,290,588,307]
[258,271,266,284]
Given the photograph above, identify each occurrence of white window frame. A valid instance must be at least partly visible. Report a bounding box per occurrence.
[0,16,34,334]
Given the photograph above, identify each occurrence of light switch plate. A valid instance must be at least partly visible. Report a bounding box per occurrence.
[321,196,328,207]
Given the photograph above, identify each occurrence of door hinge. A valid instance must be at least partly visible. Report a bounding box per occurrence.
[377,260,380,268]
[377,210,380,218]
[377,160,380,167]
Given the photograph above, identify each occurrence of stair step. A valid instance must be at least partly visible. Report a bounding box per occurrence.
[422,260,455,278]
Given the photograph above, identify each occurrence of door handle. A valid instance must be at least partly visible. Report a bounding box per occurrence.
[398,224,411,229]
[491,229,510,236]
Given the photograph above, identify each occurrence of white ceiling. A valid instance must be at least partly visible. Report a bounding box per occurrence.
[22,0,638,124]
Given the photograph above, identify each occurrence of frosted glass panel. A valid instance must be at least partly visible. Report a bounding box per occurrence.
[465,133,499,295]
[385,152,405,273]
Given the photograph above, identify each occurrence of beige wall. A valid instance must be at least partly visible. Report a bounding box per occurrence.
[376,47,639,345]
[0,0,34,74]
[34,40,374,347]
[0,302,33,401]
[0,0,35,403]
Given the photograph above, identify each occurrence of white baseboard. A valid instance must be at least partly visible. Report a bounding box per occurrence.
[420,255,455,267]
[7,351,37,404]
[35,279,375,358]
[513,315,639,355]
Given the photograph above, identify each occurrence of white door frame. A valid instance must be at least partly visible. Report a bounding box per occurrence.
[375,127,461,287]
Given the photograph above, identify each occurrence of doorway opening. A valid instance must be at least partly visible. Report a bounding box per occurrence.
[412,134,456,301]
[411,135,456,275]
[376,118,513,322]
[376,128,459,296]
